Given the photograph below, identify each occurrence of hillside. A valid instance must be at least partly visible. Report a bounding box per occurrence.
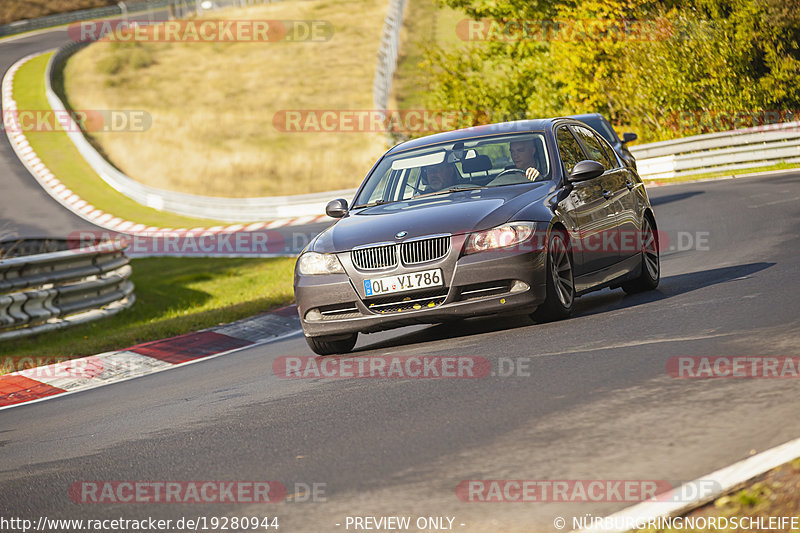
[64,0,389,197]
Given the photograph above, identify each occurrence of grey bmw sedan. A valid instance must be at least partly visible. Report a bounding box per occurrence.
[294,118,660,355]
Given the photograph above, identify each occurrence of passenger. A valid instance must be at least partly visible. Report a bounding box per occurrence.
[424,162,459,192]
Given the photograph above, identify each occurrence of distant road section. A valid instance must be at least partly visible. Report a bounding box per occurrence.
[0,29,100,239]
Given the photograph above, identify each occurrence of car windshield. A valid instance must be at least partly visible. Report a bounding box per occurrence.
[352,133,550,208]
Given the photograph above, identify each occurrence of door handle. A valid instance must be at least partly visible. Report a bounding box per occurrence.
[602,190,614,200]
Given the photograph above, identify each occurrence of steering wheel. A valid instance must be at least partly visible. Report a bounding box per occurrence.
[404,181,425,196]
[495,168,525,179]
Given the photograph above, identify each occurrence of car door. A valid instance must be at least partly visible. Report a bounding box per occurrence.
[570,124,631,266]
[555,125,619,276]
[593,130,641,261]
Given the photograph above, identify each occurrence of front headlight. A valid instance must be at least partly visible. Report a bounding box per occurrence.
[465,222,537,254]
[297,252,345,275]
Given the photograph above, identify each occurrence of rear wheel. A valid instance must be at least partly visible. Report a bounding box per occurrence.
[622,215,660,294]
[531,230,574,323]
[305,333,358,356]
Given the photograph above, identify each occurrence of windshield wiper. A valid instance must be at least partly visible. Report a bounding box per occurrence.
[351,199,391,209]
[413,184,487,199]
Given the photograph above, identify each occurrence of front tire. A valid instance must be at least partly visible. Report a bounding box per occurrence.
[305,333,358,356]
[531,230,575,323]
[622,215,660,294]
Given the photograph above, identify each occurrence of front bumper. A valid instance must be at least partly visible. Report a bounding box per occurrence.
[294,242,548,338]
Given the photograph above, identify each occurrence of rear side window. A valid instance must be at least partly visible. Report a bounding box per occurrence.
[573,125,615,170]
[556,127,584,175]
[581,117,619,145]
[595,134,622,169]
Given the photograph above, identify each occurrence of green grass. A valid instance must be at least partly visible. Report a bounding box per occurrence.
[643,162,800,184]
[12,53,234,228]
[0,256,296,371]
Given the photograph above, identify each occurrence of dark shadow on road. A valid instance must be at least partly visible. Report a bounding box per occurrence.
[648,190,704,207]
[575,261,774,317]
[355,262,775,353]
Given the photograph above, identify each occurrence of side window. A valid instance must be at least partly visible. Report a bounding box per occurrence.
[595,134,622,169]
[573,125,614,169]
[556,127,584,175]
[363,169,396,204]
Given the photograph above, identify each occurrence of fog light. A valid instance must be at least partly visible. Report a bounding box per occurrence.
[510,280,530,293]
[305,308,323,321]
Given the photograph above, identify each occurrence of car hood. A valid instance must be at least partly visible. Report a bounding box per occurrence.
[311,183,550,253]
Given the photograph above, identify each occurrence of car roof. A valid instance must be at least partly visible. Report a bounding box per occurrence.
[387,118,559,154]
[568,112,606,121]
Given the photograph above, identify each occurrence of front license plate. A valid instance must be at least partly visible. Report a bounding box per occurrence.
[363,269,443,296]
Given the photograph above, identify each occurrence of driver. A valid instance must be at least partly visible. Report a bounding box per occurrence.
[424,162,459,192]
[509,139,542,181]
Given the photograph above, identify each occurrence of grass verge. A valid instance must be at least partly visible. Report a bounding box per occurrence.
[636,457,800,533]
[64,0,389,197]
[643,162,800,185]
[12,53,233,228]
[0,256,295,372]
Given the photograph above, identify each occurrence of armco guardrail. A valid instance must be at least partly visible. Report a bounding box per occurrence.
[0,0,174,38]
[373,0,407,111]
[0,0,290,37]
[0,240,134,341]
[631,121,800,181]
[45,43,355,223]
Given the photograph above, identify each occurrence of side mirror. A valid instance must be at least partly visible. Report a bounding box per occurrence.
[325,198,348,218]
[569,160,605,182]
[622,132,638,143]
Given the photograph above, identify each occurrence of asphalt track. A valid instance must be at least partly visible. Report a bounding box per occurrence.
[2,14,800,533]
[1,171,799,532]
[0,30,98,239]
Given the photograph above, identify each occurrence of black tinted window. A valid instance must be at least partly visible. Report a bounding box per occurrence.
[595,134,622,169]
[577,116,618,145]
[556,127,584,175]
[573,125,614,169]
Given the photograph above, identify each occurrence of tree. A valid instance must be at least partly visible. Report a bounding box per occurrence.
[421,0,800,141]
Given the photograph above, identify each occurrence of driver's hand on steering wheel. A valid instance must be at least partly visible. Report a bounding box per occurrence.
[525,167,540,181]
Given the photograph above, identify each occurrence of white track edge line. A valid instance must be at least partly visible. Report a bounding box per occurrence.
[0,329,303,412]
[573,437,800,533]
